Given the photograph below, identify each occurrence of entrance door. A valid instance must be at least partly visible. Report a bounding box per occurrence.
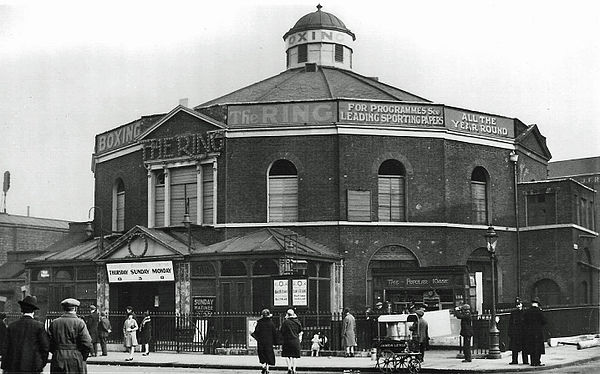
[109,282,175,313]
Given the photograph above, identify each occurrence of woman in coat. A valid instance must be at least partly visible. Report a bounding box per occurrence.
[280,308,303,374]
[251,308,278,374]
[139,311,152,355]
[123,313,138,361]
[342,308,357,357]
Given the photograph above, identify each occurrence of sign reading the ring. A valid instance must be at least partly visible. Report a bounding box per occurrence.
[106,261,174,283]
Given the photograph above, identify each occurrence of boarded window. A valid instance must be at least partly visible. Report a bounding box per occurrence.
[347,190,371,221]
[154,171,166,227]
[378,160,406,221]
[268,160,298,222]
[116,179,125,232]
[335,44,343,62]
[298,44,307,63]
[170,167,197,225]
[471,167,488,224]
[202,163,214,224]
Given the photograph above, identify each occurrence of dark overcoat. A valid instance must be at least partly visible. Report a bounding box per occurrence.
[98,316,112,338]
[508,308,525,351]
[48,313,93,374]
[523,306,547,356]
[139,316,152,345]
[0,319,7,354]
[280,317,303,358]
[85,311,100,343]
[455,310,474,337]
[251,316,277,365]
[342,313,357,347]
[1,315,50,374]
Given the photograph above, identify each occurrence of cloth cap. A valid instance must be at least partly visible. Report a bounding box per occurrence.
[18,295,40,311]
[261,308,272,318]
[531,297,541,305]
[415,309,424,317]
[61,298,81,307]
[90,304,97,310]
[461,304,471,310]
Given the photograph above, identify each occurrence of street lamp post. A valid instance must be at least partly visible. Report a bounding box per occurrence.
[484,226,501,359]
[509,150,521,297]
[182,197,192,254]
[87,206,104,254]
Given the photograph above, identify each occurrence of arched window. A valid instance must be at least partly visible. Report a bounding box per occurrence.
[531,278,561,306]
[471,167,489,224]
[378,160,406,221]
[268,160,298,222]
[113,178,125,232]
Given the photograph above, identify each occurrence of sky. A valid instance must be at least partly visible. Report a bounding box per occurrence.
[0,0,599,221]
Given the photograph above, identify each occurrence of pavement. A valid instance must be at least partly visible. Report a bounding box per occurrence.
[85,344,600,372]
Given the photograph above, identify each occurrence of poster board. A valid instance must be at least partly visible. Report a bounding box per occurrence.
[247,316,259,348]
[192,296,215,316]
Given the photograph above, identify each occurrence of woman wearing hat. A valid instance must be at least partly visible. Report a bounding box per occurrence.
[123,312,139,361]
[280,308,303,374]
[251,308,277,374]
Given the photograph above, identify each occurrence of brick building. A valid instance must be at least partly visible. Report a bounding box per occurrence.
[26,6,597,315]
[0,212,70,312]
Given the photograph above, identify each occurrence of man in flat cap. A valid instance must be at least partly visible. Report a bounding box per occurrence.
[454,303,473,363]
[48,298,93,374]
[523,297,547,367]
[1,295,50,374]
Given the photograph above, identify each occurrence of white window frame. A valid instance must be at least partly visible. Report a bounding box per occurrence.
[147,158,217,228]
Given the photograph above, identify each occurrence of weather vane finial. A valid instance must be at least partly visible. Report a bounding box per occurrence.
[316,4,322,11]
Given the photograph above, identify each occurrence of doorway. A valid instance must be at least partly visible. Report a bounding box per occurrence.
[109,282,175,313]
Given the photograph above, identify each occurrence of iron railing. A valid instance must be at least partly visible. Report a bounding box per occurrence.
[3,304,597,354]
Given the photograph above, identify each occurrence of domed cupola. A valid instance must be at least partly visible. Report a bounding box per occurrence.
[283,4,356,70]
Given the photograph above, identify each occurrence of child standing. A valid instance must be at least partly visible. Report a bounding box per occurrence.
[311,332,322,357]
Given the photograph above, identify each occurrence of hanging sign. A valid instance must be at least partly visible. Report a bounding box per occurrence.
[106,261,174,283]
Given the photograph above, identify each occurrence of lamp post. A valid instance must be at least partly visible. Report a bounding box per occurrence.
[182,198,192,254]
[509,150,521,297]
[87,206,104,254]
[484,226,501,359]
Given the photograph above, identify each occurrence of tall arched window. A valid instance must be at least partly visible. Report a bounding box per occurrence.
[268,160,298,222]
[471,167,489,224]
[113,178,125,232]
[378,160,406,221]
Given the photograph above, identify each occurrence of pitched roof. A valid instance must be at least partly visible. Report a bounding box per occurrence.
[548,157,600,178]
[0,262,25,279]
[196,66,430,109]
[0,213,69,230]
[27,237,103,263]
[195,228,339,259]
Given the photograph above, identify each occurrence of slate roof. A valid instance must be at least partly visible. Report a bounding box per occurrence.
[0,213,69,230]
[195,228,339,259]
[548,157,600,178]
[27,237,102,263]
[196,66,430,109]
[0,262,25,279]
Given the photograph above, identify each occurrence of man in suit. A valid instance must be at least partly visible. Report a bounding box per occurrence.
[85,304,100,356]
[48,298,93,374]
[0,295,50,374]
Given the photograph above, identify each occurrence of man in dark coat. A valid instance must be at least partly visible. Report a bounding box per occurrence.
[454,303,473,363]
[251,308,278,374]
[1,295,50,374]
[0,312,7,355]
[523,298,547,366]
[85,304,100,357]
[48,298,93,374]
[508,298,528,365]
[98,310,112,356]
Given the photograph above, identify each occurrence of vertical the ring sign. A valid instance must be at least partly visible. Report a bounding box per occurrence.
[106,261,174,283]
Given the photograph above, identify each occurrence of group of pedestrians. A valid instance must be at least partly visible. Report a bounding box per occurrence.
[454,297,548,367]
[0,296,154,373]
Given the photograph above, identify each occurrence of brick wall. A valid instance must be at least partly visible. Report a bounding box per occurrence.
[0,225,68,266]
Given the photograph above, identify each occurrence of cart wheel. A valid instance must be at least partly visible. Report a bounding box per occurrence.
[394,355,408,371]
[376,350,395,373]
[407,356,421,374]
